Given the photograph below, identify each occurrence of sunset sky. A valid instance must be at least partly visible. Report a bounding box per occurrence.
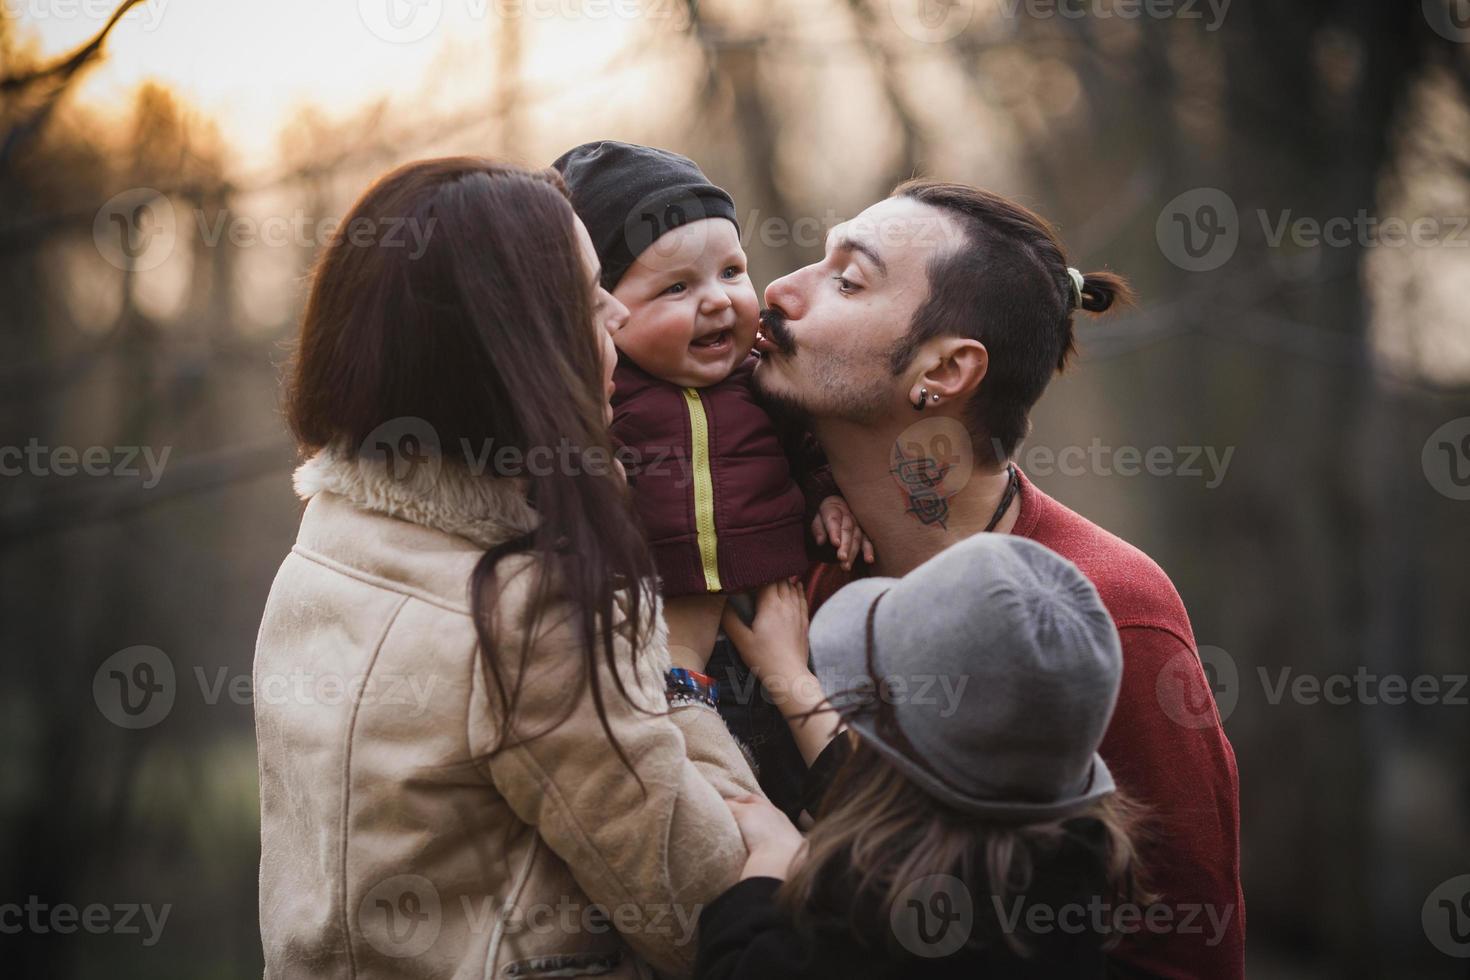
[11,0,661,166]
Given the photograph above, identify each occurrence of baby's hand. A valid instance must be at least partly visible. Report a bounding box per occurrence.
[813,495,875,571]
[727,794,805,881]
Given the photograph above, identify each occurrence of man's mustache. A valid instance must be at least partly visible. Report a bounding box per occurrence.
[759,308,795,354]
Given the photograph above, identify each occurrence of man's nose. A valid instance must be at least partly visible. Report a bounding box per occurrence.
[764,271,806,319]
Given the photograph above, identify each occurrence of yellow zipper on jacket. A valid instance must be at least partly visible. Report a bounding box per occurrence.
[681,387,723,592]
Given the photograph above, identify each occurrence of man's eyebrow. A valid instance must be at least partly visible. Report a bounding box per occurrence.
[833,235,888,277]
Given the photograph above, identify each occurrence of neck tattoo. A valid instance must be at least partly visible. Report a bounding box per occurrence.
[889,441,954,528]
[888,441,1019,534]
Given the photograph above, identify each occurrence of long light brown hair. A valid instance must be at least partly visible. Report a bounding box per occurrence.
[779,736,1152,958]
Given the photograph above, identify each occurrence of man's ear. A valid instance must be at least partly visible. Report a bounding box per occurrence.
[909,338,988,408]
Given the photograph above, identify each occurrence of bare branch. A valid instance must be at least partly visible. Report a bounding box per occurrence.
[0,0,144,93]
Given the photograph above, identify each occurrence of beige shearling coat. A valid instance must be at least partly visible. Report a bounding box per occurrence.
[253,449,759,979]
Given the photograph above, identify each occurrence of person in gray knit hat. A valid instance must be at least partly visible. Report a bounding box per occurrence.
[694,534,1142,978]
[810,531,1122,820]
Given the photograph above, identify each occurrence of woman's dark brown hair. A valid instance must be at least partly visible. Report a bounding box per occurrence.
[287,156,656,773]
[780,736,1151,959]
[890,179,1135,464]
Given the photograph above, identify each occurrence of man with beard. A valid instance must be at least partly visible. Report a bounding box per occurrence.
[736,180,1244,980]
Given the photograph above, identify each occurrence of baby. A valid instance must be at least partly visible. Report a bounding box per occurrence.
[553,141,870,671]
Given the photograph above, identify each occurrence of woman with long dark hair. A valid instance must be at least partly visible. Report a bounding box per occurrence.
[254,157,758,979]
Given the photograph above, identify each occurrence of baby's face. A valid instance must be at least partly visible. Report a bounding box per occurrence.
[610,218,759,388]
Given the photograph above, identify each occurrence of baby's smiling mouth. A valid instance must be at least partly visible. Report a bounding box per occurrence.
[689,327,734,352]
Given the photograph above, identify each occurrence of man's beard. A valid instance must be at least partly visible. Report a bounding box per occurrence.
[750,370,815,430]
[754,306,895,427]
[752,307,817,428]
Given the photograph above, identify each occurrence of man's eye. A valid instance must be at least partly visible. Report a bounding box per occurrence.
[832,275,859,293]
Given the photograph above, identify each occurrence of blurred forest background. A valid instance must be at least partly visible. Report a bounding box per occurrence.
[2,0,1468,976]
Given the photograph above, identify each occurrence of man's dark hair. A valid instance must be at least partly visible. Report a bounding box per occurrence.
[889,179,1133,462]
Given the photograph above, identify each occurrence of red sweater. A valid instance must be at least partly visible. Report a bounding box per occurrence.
[806,468,1244,980]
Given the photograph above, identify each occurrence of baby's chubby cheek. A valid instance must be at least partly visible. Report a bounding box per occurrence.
[729,282,762,352]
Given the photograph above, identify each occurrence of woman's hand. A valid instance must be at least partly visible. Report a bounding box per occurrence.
[727,794,805,881]
[721,581,842,767]
[720,579,810,687]
[812,495,875,572]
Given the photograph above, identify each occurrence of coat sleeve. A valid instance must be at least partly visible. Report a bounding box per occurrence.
[477,573,762,978]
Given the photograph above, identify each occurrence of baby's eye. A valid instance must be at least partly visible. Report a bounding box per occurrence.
[662,282,687,296]
[722,265,743,279]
